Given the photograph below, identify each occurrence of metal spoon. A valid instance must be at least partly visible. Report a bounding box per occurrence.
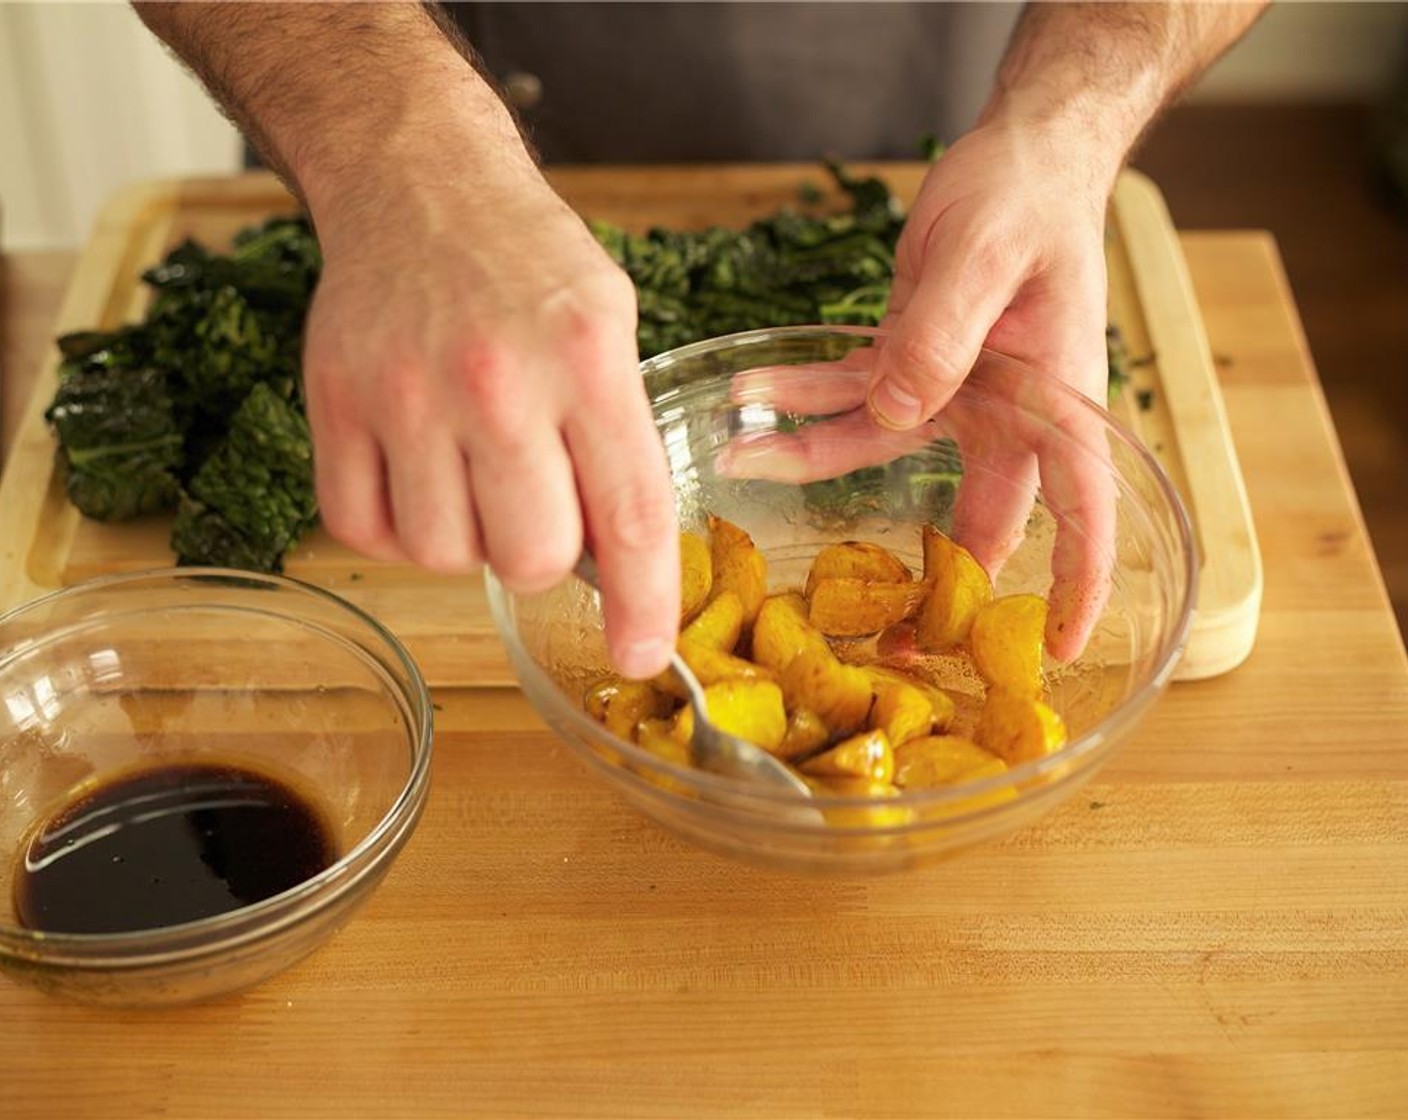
[573,554,813,798]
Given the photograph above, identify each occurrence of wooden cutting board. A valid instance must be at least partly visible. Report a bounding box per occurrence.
[0,165,1261,684]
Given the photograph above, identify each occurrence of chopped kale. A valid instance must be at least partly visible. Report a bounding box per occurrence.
[48,218,320,567]
[49,161,1135,571]
[593,160,904,359]
[171,382,316,571]
[45,362,182,521]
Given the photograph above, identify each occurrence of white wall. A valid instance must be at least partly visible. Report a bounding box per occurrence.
[1192,1,1408,102]
[940,1,1408,127]
[0,2,242,252]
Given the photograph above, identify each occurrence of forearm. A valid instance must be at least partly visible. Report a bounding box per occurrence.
[132,2,535,225]
[981,1,1267,183]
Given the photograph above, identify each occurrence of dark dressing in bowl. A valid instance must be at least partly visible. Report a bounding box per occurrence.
[14,762,337,935]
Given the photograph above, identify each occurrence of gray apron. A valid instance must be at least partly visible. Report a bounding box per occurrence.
[443,2,1021,163]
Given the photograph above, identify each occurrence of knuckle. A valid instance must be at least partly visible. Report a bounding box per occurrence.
[967,229,1025,281]
[888,325,967,388]
[455,337,533,447]
[592,266,639,315]
[491,533,579,593]
[319,496,392,558]
[454,334,510,390]
[562,306,612,361]
[553,289,634,370]
[596,478,677,554]
[401,530,475,576]
[374,357,435,436]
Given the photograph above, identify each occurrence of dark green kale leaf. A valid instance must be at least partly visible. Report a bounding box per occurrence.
[191,286,302,408]
[144,217,320,308]
[169,493,289,573]
[821,158,904,236]
[170,381,316,571]
[56,325,152,367]
[137,224,313,476]
[48,216,321,566]
[594,158,907,359]
[142,217,317,434]
[140,279,302,435]
[45,359,182,521]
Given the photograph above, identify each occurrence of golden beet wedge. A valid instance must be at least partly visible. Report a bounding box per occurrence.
[861,665,957,733]
[806,777,915,829]
[969,593,1048,699]
[680,589,745,653]
[807,577,926,638]
[636,717,691,768]
[584,676,622,723]
[892,735,1016,814]
[868,678,940,746]
[591,679,673,741]
[915,525,993,651]
[799,728,894,784]
[700,678,788,753]
[708,515,768,625]
[655,639,774,700]
[893,734,1009,788]
[804,540,911,598]
[775,707,831,760]
[678,530,713,624]
[976,688,1068,764]
[779,648,875,737]
[752,592,831,674]
[631,717,696,797]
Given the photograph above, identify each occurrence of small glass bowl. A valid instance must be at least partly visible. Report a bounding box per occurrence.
[0,569,432,1004]
[488,326,1196,874]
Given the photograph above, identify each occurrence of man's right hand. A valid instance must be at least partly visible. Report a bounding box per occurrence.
[133,1,681,681]
[302,161,681,681]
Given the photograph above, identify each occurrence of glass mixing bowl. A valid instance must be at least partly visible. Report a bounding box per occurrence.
[488,326,1195,873]
[0,569,432,1004]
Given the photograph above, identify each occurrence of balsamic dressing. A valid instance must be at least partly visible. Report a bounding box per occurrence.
[13,762,337,935]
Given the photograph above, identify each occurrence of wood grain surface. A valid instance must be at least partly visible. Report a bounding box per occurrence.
[1,186,1406,1116]
[0,251,74,461]
[0,166,1260,685]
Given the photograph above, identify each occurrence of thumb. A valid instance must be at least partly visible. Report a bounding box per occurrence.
[868,263,1014,431]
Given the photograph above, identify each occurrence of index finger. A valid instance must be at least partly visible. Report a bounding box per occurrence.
[565,347,681,681]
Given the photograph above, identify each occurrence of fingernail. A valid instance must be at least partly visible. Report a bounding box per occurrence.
[617,638,673,680]
[868,380,924,430]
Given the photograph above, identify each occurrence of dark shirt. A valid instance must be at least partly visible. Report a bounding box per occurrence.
[443,2,1021,163]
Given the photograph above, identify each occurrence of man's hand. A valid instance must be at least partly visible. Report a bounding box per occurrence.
[304,163,680,681]
[869,0,1268,430]
[134,1,681,679]
[860,2,1266,655]
[862,119,1117,659]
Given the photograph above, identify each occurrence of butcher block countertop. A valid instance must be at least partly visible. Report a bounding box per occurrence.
[2,167,1407,1119]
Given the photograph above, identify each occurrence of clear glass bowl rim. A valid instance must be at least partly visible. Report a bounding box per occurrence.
[489,324,1199,818]
[0,566,434,963]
